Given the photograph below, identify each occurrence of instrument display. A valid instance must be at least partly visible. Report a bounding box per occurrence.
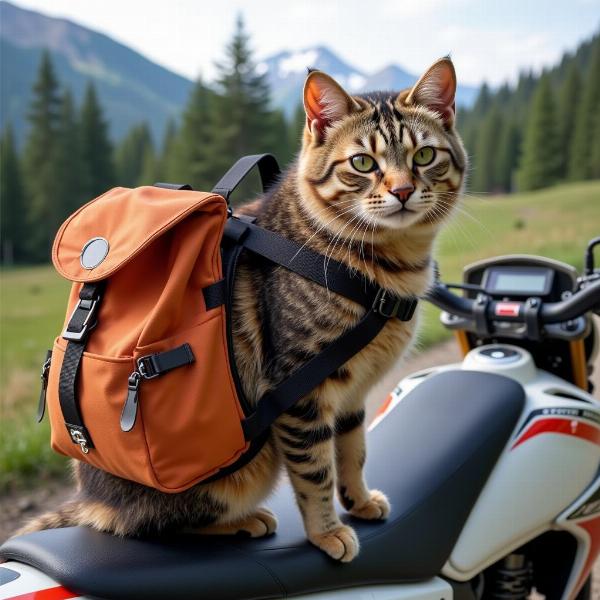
[483,266,554,296]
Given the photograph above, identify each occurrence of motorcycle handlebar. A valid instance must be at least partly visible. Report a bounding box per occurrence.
[426,278,600,324]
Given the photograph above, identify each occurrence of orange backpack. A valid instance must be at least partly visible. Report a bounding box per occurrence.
[39,155,417,492]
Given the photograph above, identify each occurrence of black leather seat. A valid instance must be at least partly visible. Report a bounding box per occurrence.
[0,370,525,600]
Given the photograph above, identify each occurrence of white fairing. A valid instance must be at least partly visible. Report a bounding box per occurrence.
[0,562,85,599]
[372,344,600,593]
[293,578,452,600]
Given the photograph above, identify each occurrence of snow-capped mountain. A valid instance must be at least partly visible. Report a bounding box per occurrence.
[257,46,367,117]
[258,46,478,117]
[1,1,478,144]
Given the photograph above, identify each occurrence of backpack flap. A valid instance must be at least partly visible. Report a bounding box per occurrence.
[52,186,227,283]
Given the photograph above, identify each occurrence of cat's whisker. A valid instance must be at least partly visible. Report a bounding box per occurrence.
[359,215,376,280]
[354,217,374,280]
[435,196,492,238]
[429,201,479,251]
[292,200,358,262]
[323,212,363,290]
[345,214,368,270]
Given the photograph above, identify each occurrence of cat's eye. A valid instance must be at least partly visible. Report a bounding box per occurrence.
[413,146,436,166]
[351,154,378,173]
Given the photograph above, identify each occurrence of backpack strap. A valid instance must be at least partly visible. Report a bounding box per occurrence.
[211,154,280,204]
[222,217,418,440]
[58,281,105,454]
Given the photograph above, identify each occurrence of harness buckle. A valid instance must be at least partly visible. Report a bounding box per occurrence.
[373,289,418,321]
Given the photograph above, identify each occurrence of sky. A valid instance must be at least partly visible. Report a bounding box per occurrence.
[11,0,600,86]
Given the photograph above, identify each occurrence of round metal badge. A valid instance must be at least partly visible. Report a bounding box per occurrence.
[80,237,109,269]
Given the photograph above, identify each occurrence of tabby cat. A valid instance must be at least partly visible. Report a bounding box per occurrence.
[19,57,467,562]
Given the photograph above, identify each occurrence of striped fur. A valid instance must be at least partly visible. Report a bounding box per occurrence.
[17,59,466,563]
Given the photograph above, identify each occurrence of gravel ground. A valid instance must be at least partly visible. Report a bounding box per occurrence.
[1,337,599,597]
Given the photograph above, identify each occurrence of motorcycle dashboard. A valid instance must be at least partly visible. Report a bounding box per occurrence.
[462,255,578,303]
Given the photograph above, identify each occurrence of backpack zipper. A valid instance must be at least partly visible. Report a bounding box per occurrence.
[120,343,195,432]
[37,350,52,423]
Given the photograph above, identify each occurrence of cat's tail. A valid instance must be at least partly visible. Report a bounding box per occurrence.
[14,499,126,538]
[14,500,83,536]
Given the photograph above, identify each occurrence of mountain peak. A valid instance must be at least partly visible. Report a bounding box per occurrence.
[1,3,478,143]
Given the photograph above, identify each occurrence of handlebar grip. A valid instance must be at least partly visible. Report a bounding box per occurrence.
[540,279,600,323]
[426,278,600,324]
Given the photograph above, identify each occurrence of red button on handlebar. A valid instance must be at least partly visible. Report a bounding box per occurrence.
[496,302,521,317]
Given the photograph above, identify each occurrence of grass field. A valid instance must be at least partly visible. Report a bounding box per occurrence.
[1,180,599,488]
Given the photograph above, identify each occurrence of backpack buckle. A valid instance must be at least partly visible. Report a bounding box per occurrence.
[62,297,101,342]
[68,425,91,454]
[137,355,160,379]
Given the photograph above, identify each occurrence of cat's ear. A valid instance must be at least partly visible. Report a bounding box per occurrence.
[405,57,457,127]
[303,70,359,140]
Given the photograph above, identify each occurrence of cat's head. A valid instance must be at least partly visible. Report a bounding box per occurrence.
[297,58,467,236]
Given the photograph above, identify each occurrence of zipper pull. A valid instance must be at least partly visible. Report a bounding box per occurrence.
[120,371,141,432]
[120,345,194,433]
[37,351,52,423]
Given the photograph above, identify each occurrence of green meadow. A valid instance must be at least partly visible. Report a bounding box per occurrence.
[1,179,599,487]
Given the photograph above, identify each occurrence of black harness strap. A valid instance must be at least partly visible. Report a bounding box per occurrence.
[224,218,383,309]
[222,217,418,440]
[58,281,104,454]
[242,308,390,440]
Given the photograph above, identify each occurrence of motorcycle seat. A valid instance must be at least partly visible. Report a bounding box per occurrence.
[0,370,525,600]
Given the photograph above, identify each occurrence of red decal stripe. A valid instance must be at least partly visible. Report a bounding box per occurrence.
[512,418,600,450]
[571,515,600,599]
[375,393,393,418]
[6,586,79,600]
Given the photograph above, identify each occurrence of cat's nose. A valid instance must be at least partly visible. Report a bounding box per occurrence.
[389,184,415,203]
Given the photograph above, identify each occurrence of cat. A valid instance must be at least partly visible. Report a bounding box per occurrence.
[17,57,467,563]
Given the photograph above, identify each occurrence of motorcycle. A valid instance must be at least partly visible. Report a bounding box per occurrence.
[1,237,599,600]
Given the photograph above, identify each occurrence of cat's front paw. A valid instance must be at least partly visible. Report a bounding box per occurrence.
[308,525,359,562]
[349,489,390,521]
[238,507,278,537]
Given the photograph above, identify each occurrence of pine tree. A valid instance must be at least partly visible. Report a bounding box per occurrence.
[0,125,27,264]
[590,110,600,180]
[511,70,537,127]
[461,83,492,156]
[470,106,504,193]
[138,143,158,186]
[289,103,306,157]
[269,108,292,166]
[516,74,561,191]
[115,123,154,187]
[472,83,492,118]
[54,89,85,214]
[207,15,278,200]
[23,50,63,261]
[156,118,178,182]
[169,79,214,188]
[495,120,521,193]
[556,62,581,178]
[568,42,600,181]
[80,82,115,198]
